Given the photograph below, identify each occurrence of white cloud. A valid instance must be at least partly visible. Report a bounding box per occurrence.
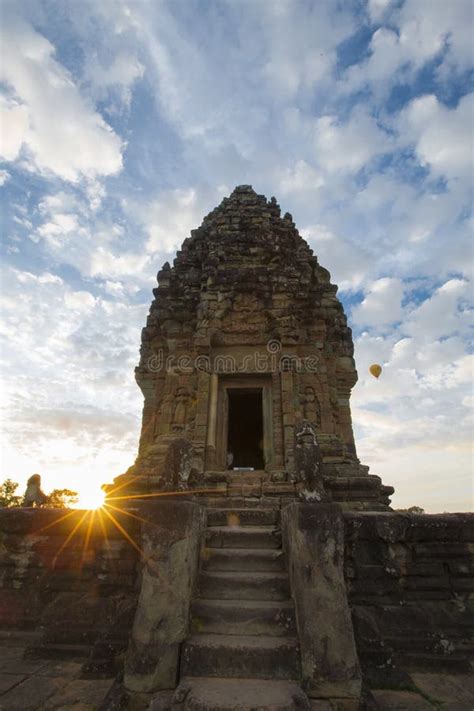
[0,265,144,492]
[141,187,206,253]
[404,279,472,340]
[352,277,405,327]
[399,0,473,76]
[340,28,405,96]
[33,188,154,286]
[341,0,473,96]
[314,107,391,174]
[16,271,63,286]
[368,0,393,23]
[302,223,372,291]
[0,98,29,161]
[88,247,150,280]
[0,13,123,181]
[64,290,96,312]
[352,274,472,512]
[38,213,80,238]
[85,180,107,212]
[83,50,144,108]
[103,280,126,297]
[279,160,325,196]
[253,0,355,101]
[399,93,474,183]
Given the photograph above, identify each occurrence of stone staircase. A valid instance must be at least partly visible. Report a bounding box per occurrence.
[176,488,311,709]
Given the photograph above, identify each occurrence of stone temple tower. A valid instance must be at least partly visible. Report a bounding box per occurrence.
[113,185,392,509]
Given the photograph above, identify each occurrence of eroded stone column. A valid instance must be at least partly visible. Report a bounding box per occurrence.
[124,500,205,693]
[282,502,361,702]
[205,372,218,469]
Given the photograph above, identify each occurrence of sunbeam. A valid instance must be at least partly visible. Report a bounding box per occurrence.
[51,509,90,568]
[80,509,96,570]
[104,474,142,497]
[33,508,79,535]
[101,506,146,559]
[104,502,153,526]
[97,507,111,553]
[106,488,216,502]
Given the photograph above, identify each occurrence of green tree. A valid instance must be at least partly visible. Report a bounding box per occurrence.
[396,505,425,514]
[45,488,79,508]
[0,479,22,508]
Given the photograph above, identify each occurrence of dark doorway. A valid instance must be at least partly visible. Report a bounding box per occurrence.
[227,388,264,469]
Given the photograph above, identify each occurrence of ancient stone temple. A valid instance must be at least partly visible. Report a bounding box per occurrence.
[0,187,472,711]
[113,185,392,510]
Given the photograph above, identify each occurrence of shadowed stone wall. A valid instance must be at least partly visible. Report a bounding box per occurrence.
[344,512,474,685]
[1,505,473,704]
[0,507,140,676]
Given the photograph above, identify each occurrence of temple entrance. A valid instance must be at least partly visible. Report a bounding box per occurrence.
[227,388,264,469]
[213,375,273,472]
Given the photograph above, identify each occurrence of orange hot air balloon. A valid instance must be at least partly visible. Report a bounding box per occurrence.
[369,364,382,379]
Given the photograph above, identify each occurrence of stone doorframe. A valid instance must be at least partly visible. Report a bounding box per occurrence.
[206,375,274,472]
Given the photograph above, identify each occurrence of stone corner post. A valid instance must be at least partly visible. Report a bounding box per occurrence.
[281,502,361,701]
[124,500,205,693]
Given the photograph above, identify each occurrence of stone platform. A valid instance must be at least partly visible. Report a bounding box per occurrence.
[1,630,472,710]
[0,630,114,710]
[0,504,473,710]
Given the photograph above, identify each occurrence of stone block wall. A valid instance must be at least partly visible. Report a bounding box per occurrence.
[0,507,141,674]
[344,512,474,683]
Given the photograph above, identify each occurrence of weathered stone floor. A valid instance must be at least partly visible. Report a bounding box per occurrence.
[1,630,473,710]
[370,674,474,710]
[145,674,474,711]
[0,632,114,711]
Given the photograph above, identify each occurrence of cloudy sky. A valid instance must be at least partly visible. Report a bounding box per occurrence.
[0,0,472,511]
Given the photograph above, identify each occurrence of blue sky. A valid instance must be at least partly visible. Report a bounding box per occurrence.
[0,0,472,511]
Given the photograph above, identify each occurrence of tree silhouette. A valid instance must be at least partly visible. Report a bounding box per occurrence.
[45,488,79,508]
[0,479,79,508]
[0,479,22,508]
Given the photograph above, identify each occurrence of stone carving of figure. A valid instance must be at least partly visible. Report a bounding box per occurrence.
[23,473,47,507]
[302,386,321,427]
[163,437,195,491]
[294,421,329,503]
[172,387,190,432]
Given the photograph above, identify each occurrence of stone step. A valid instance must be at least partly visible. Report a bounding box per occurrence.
[207,508,280,527]
[228,483,263,497]
[190,599,296,637]
[201,547,285,572]
[173,677,310,710]
[0,629,43,645]
[181,634,301,680]
[227,471,265,483]
[24,642,92,660]
[205,526,281,549]
[198,571,290,601]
